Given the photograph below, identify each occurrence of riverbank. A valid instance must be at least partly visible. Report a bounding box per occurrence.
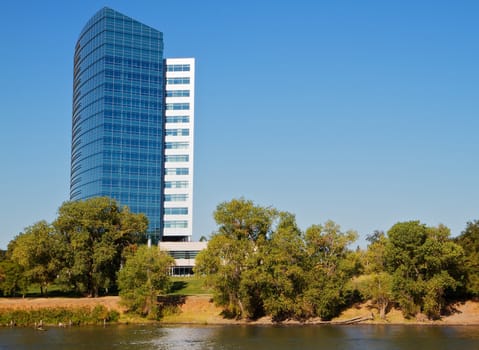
[1,295,479,326]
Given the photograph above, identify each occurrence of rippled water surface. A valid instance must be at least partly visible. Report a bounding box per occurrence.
[1,324,478,349]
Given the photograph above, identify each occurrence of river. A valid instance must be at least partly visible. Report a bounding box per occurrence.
[1,324,478,349]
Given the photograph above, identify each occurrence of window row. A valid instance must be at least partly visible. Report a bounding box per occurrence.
[164,181,189,189]
[165,155,189,162]
[165,142,189,149]
[166,103,189,111]
[104,96,162,110]
[166,77,190,85]
[164,207,189,215]
[165,90,190,97]
[165,168,189,175]
[103,164,162,176]
[104,136,163,149]
[164,220,188,229]
[104,123,162,136]
[104,109,162,122]
[105,43,161,59]
[165,194,188,201]
[168,251,200,259]
[102,178,162,188]
[165,116,190,124]
[104,82,163,97]
[104,150,162,163]
[165,128,189,136]
[105,69,163,84]
[104,55,163,71]
[166,64,190,72]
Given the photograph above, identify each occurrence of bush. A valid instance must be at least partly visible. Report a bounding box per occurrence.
[0,306,120,327]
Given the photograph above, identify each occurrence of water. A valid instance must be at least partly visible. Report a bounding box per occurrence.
[1,324,478,350]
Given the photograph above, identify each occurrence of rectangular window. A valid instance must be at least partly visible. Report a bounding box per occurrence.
[166,77,190,85]
[164,207,188,215]
[165,194,188,201]
[166,64,190,72]
[165,155,189,162]
[166,103,190,110]
[165,168,189,175]
[166,116,190,124]
[165,142,189,149]
[165,181,189,188]
[166,90,190,97]
[164,220,188,228]
[165,129,190,136]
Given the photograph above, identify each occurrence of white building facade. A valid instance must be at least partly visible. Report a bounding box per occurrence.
[162,58,195,242]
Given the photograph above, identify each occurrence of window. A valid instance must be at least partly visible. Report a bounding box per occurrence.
[166,64,190,72]
[165,181,189,188]
[166,116,190,123]
[166,77,190,85]
[164,220,188,228]
[166,90,190,97]
[165,129,189,136]
[165,194,188,201]
[165,168,189,175]
[165,142,189,149]
[166,103,189,110]
[165,155,189,162]
[164,207,188,215]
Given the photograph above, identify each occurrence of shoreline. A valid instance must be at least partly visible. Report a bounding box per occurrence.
[1,296,479,327]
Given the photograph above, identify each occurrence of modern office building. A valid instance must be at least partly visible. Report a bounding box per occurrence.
[70,7,194,243]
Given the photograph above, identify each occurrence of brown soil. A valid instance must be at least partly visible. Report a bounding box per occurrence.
[1,296,479,325]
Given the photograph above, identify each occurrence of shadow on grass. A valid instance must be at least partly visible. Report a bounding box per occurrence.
[169,281,188,294]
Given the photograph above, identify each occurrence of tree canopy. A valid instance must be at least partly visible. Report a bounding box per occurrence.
[2,197,148,297]
[117,245,174,319]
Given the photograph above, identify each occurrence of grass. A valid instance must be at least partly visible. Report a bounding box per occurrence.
[168,276,212,296]
[0,305,120,327]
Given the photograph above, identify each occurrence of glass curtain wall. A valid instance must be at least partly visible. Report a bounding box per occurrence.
[71,7,165,239]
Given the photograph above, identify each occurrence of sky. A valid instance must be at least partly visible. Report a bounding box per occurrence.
[0,0,478,249]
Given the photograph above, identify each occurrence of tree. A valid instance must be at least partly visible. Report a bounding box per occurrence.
[0,259,28,297]
[9,221,66,295]
[385,221,464,319]
[357,231,394,319]
[195,198,278,319]
[455,220,479,297]
[303,221,358,320]
[254,212,307,321]
[356,272,393,319]
[54,197,148,297]
[117,245,174,319]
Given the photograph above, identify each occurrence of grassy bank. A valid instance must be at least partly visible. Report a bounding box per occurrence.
[0,305,120,327]
[3,277,478,326]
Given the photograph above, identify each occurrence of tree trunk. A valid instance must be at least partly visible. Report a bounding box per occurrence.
[379,301,388,320]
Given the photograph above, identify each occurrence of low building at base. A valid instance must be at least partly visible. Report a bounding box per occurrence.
[159,241,207,276]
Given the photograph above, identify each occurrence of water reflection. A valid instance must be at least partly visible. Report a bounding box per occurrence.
[1,324,479,350]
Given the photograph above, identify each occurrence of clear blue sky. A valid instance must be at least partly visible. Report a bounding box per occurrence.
[1,0,478,249]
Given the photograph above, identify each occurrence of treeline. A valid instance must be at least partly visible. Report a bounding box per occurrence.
[0,197,174,319]
[0,197,151,298]
[195,198,479,321]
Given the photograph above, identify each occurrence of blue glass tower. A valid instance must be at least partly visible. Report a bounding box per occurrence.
[70,8,165,238]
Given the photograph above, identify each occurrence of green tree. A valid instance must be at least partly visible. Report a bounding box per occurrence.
[254,212,307,321]
[54,197,148,297]
[357,230,394,319]
[303,221,358,320]
[455,220,479,297]
[385,221,464,319]
[9,221,66,295]
[117,245,174,319]
[0,259,28,297]
[356,272,393,319]
[195,198,278,319]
